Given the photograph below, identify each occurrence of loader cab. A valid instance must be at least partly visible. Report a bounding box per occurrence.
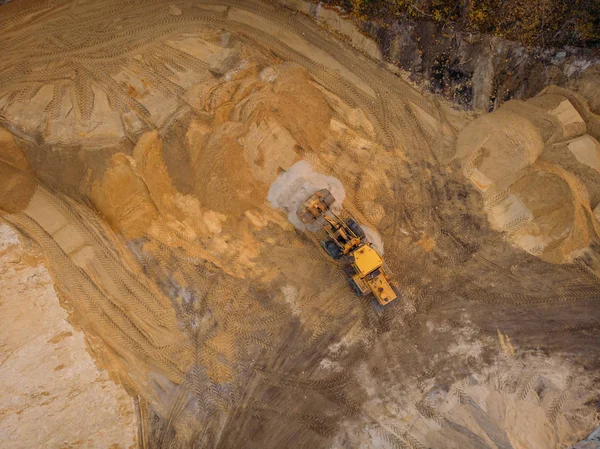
[352,245,383,277]
[351,245,397,306]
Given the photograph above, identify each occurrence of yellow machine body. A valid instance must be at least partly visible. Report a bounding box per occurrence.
[297,189,398,307]
[350,246,397,306]
[322,214,362,256]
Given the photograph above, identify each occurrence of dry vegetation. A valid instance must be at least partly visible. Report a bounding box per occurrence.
[327,0,600,47]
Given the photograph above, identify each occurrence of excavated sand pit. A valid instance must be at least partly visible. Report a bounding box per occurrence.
[0,224,136,449]
[0,1,599,448]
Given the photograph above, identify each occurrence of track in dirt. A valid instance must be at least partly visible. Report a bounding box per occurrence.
[1,1,599,448]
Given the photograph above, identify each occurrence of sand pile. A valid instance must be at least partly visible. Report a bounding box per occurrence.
[0,224,136,449]
[92,131,218,239]
[343,326,600,449]
[186,62,331,216]
[86,52,391,282]
[457,109,545,194]
[572,66,600,116]
[91,152,160,238]
[0,128,36,213]
[458,88,600,263]
[89,59,355,278]
[2,1,600,448]
[91,130,263,279]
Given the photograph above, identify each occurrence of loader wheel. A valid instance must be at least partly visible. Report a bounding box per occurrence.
[341,256,356,276]
[349,279,363,296]
[346,218,365,238]
[322,240,342,260]
[370,299,385,314]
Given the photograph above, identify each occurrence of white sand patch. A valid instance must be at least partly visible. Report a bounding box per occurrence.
[268,160,345,230]
[0,224,136,449]
[361,224,384,255]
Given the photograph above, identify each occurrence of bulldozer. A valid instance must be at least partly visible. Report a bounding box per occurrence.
[297,189,397,307]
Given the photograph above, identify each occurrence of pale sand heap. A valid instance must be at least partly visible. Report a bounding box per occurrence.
[458,90,600,263]
[0,224,136,449]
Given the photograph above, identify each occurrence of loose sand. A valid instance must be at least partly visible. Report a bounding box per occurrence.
[0,1,598,448]
[0,224,136,449]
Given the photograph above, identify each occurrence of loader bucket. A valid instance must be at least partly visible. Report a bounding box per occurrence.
[296,189,336,223]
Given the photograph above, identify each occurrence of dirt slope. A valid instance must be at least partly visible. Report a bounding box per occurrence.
[0,224,136,449]
[0,1,599,448]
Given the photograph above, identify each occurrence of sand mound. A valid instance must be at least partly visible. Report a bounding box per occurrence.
[527,94,587,142]
[3,1,600,448]
[541,85,600,143]
[232,63,332,152]
[573,66,600,115]
[186,62,332,217]
[0,128,36,213]
[189,120,266,216]
[458,108,544,194]
[502,164,597,263]
[458,89,600,263]
[542,134,600,209]
[91,131,262,277]
[92,131,219,241]
[91,153,159,239]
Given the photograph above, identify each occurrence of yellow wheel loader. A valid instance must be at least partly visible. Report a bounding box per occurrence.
[297,189,397,307]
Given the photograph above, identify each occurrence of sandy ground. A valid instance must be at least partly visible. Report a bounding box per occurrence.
[0,0,599,448]
[0,224,136,449]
